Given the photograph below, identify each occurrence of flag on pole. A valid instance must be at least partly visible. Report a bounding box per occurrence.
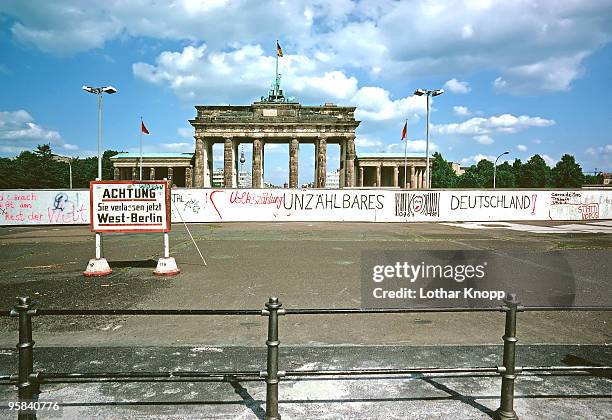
[401,120,407,140]
[276,41,283,57]
[141,121,150,135]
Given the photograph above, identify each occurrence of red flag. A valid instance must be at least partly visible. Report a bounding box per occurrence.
[401,120,407,140]
[141,121,150,135]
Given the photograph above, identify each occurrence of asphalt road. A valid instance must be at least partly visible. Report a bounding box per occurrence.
[0,221,610,419]
[0,221,610,346]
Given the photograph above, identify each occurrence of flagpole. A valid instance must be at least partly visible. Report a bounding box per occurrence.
[275,40,279,96]
[139,117,143,181]
[403,119,408,189]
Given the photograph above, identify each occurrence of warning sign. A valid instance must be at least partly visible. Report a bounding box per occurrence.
[90,181,170,232]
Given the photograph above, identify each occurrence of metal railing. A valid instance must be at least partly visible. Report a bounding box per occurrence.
[1,295,611,420]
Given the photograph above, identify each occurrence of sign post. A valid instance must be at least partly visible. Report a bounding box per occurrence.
[85,180,179,276]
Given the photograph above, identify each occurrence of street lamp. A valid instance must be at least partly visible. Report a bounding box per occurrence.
[414,88,444,188]
[82,85,117,180]
[51,154,73,189]
[493,151,510,189]
[82,85,116,277]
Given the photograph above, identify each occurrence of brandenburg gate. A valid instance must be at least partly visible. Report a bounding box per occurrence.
[189,97,360,188]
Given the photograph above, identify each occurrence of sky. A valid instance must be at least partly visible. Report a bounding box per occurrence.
[0,0,611,185]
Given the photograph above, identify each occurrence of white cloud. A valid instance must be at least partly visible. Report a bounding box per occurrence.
[460,154,496,165]
[532,138,542,144]
[159,142,193,152]
[585,144,612,156]
[177,127,192,138]
[133,43,361,104]
[494,53,590,93]
[453,105,471,116]
[0,109,66,155]
[473,135,494,145]
[461,24,474,39]
[3,1,610,92]
[493,77,507,90]
[1,1,312,55]
[444,78,471,94]
[516,144,528,152]
[355,135,383,149]
[541,154,556,166]
[352,87,425,121]
[386,140,437,153]
[63,143,79,151]
[584,144,612,170]
[134,42,427,123]
[433,114,555,137]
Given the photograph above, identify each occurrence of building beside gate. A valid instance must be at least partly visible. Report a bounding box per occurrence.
[110,152,194,187]
[355,153,461,188]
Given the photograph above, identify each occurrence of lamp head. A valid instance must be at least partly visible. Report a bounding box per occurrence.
[102,86,117,94]
[414,89,426,96]
[432,89,444,96]
[503,151,510,155]
[82,85,97,94]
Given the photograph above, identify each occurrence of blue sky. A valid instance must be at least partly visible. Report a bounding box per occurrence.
[1,0,611,184]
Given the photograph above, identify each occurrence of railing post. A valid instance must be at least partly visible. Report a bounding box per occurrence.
[262,297,284,420]
[11,297,37,420]
[495,293,522,420]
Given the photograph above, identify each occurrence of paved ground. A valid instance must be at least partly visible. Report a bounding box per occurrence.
[0,221,610,418]
[0,345,610,419]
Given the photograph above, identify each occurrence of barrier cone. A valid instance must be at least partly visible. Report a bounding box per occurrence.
[155,232,180,276]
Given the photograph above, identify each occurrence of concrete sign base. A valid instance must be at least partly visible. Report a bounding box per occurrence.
[83,258,112,277]
[154,257,180,276]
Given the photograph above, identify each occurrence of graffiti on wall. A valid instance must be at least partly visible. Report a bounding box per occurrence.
[0,189,610,225]
[548,191,601,220]
[0,191,88,224]
[394,192,440,217]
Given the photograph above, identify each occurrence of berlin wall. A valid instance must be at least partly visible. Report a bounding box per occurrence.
[1,188,610,225]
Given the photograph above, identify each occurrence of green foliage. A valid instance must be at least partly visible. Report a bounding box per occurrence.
[455,160,494,188]
[456,169,485,188]
[517,154,551,188]
[475,159,494,187]
[431,152,458,188]
[494,161,516,188]
[584,173,603,185]
[0,145,120,189]
[551,154,584,188]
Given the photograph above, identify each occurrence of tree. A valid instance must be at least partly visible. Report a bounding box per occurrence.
[474,159,494,187]
[0,146,122,188]
[517,154,551,188]
[494,161,516,188]
[584,172,603,185]
[34,144,53,158]
[0,157,19,189]
[512,159,523,184]
[456,169,485,188]
[102,150,119,180]
[431,152,458,188]
[551,154,584,188]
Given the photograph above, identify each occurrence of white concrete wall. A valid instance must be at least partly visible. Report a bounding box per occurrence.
[1,188,610,225]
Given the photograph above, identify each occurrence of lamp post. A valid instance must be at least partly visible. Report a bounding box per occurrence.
[82,85,117,180]
[414,88,444,188]
[51,154,73,189]
[82,85,116,277]
[493,151,510,189]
